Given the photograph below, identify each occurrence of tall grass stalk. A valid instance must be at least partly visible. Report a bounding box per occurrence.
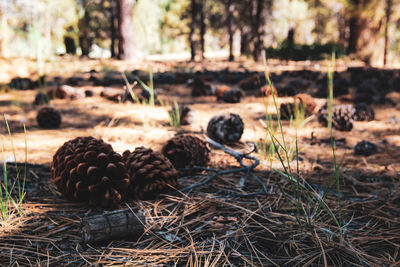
[134,70,155,106]
[0,117,27,220]
[262,56,342,231]
[167,101,181,128]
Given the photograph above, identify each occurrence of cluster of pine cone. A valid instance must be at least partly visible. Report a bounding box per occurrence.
[317,102,374,131]
[51,135,210,208]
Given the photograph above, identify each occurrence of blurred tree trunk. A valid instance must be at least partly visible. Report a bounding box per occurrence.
[252,0,265,61]
[199,0,206,60]
[117,0,136,61]
[79,10,92,57]
[110,0,117,58]
[347,0,384,63]
[64,36,76,55]
[383,0,392,66]
[226,0,234,61]
[190,0,197,61]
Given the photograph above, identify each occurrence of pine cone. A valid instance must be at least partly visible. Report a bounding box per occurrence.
[317,104,355,131]
[123,147,178,199]
[207,113,244,144]
[51,137,130,207]
[354,140,378,156]
[33,92,50,105]
[215,85,230,101]
[238,74,266,91]
[354,103,374,121]
[280,103,298,120]
[169,104,194,125]
[222,87,244,103]
[162,135,210,170]
[37,106,62,129]
[259,84,277,97]
[191,77,211,96]
[294,93,316,115]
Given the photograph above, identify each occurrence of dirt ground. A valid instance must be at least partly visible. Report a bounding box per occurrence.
[0,57,400,266]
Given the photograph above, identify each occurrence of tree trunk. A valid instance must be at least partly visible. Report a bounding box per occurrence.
[117,0,136,61]
[347,0,384,63]
[227,0,234,61]
[199,0,206,60]
[110,0,117,58]
[252,0,265,61]
[383,0,392,66]
[190,0,197,61]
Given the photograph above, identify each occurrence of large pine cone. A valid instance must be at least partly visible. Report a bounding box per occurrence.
[207,113,244,144]
[354,103,374,121]
[162,135,210,170]
[222,87,244,103]
[37,106,62,129]
[318,104,355,131]
[51,137,130,207]
[123,147,178,199]
[294,93,316,115]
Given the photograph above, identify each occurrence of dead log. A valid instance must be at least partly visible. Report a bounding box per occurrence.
[80,208,145,244]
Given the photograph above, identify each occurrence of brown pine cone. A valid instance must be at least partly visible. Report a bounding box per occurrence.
[207,113,244,144]
[33,92,50,105]
[162,135,210,170]
[259,84,277,97]
[354,103,374,121]
[318,104,355,131]
[51,137,130,207]
[215,85,230,101]
[37,106,62,129]
[222,87,244,103]
[294,93,316,115]
[279,103,296,120]
[123,147,178,199]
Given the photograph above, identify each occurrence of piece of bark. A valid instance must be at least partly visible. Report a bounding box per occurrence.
[80,208,145,244]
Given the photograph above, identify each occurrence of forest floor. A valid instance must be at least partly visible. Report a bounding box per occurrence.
[0,57,400,266]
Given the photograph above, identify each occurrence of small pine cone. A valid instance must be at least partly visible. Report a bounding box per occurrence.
[37,106,62,129]
[123,147,178,199]
[215,85,230,101]
[191,77,211,96]
[318,104,355,131]
[51,137,130,207]
[222,87,244,103]
[279,103,296,120]
[294,93,316,115]
[34,92,50,105]
[169,104,194,125]
[354,103,374,121]
[259,84,277,97]
[354,140,378,156]
[162,135,210,170]
[238,74,265,91]
[207,113,244,144]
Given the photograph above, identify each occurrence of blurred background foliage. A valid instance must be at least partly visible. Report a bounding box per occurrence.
[0,0,398,65]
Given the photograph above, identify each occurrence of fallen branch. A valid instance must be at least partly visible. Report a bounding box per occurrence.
[80,208,145,245]
[177,137,267,194]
